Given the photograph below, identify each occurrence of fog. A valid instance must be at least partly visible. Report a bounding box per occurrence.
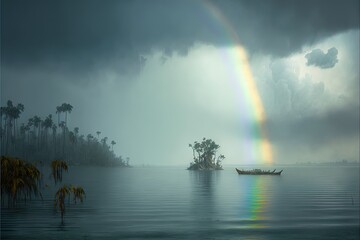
[1,0,359,165]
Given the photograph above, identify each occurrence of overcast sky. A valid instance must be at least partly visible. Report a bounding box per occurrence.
[1,0,359,165]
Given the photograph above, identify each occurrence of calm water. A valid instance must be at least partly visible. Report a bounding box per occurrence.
[1,165,359,239]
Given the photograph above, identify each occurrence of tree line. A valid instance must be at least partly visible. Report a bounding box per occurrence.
[0,100,129,167]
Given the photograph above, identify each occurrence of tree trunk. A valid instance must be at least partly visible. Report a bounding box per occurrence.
[38,126,41,150]
[62,127,66,159]
[5,117,11,155]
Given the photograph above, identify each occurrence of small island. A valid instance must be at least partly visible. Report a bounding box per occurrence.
[187,138,225,170]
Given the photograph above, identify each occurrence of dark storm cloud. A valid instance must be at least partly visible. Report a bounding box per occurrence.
[236,0,359,55]
[1,0,359,77]
[267,105,359,146]
[305,47,339,69]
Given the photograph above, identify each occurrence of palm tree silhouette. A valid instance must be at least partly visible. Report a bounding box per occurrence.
[43,114,53,145]
[31,116,42,149]
[52,123,57,157]
[12,103,25,138]
[56,105,63,126]
[1,100,129,167]
[96,131,101,140]
[111,140,116,151]
[60,103,73,127]
[1,101,24,154]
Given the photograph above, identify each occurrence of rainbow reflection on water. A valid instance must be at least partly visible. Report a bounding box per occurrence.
[238,175,271,229]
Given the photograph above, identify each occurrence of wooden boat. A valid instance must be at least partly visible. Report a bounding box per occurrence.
[235,168,283,175]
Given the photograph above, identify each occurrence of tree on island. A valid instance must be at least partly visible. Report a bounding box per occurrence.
[187,138,225,170]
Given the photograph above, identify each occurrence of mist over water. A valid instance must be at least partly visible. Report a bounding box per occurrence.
[1,1,359,239]
[2,165,359,240]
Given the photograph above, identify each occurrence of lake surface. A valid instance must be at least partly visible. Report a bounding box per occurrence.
[1,165,359,239]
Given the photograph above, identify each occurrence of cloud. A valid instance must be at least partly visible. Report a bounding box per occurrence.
[1,0,359,78]
[1,0,359,165]
[253,39,359,162]
[305,47,339,69]
[267,105,359,145]
[266,104,359,162]
[1,34,358,165]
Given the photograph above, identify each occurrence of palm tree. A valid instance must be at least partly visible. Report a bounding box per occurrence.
[59,121,66,158]
[25,121,33,151]
[96,131,101,140]
[52,124,57,157]
[0,106,5,151]
[68,131,77,163]
[74,127,79,136]
[101,137,108,146]
[1,156,42,207]
[0,105,9,154]
[56,105,63,126]
[111,140,116,151]
[43,114,53,146]
[11,103,24,139]
[1,101,14,154]
[19,123,27,158]
[32,116,42,149]
[60,103,73,127]
[2,101,25,154]
[55,184,85,223]
[54,185,70,223]
[86,134,94,142]
[56,103,73,160]
[56,103,73,127]
[51,160,68,184]
[70,185,85,204]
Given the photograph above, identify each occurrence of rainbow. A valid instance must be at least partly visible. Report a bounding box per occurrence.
[203,0,273,164]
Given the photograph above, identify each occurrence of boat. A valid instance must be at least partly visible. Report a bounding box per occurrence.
[235,168,283,175]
